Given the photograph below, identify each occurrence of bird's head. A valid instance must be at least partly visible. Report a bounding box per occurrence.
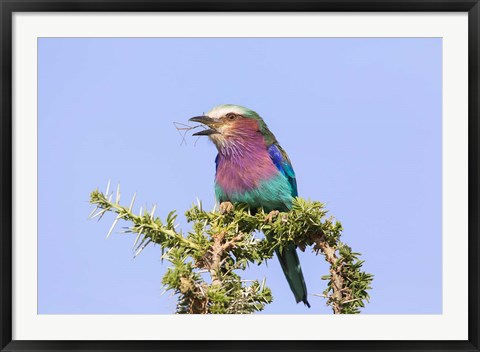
[189,104,276,150]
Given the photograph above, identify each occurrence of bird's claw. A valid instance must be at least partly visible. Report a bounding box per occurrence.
[265,210,280,223]
[219,201,234,214]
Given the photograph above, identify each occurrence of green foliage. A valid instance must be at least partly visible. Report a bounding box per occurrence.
[89,185,373,314]
[322,243,374,314]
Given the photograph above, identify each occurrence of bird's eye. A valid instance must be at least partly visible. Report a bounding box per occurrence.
[226,113,237,121]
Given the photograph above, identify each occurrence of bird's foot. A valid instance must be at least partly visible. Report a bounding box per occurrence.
[265,210,280,223]
[219,201,234,214]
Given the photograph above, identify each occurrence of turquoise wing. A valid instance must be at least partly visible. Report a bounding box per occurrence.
[267,143,298,197]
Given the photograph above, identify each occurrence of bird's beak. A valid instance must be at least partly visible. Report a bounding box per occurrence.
[189,116,221,136]
[189,115,217,124]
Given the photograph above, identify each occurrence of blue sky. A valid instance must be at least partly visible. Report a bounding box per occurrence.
[38,38,442,314]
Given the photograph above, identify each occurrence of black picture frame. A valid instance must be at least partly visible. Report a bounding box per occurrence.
[1,1,479,351]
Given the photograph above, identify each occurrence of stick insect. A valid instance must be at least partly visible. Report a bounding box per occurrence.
[173,117,209,146]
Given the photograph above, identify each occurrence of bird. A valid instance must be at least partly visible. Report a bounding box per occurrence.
[189,104,310,308]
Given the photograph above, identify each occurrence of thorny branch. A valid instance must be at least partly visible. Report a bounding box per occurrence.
[89,183,373,314]
[312,234,346,314]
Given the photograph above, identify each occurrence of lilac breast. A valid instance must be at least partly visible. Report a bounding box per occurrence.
[215,141,278,195]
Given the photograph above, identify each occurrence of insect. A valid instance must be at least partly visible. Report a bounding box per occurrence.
[173,113,209,146]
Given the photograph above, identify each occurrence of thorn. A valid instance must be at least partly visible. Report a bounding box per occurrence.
[133,231,143,249]
[128,192,136,212]
[91,208,108,219]
[105,179,111,196]
[134,247,143,257]
[134,239,151,257]
[116,184,120,204]
[97,210,108,222]
[150,204,157,219]
[88,206,98,219]
[106,216,120,239]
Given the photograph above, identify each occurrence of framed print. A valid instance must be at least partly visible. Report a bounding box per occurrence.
[1,1,479,351]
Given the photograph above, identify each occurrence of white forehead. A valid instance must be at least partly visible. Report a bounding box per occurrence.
[206,105,246,119]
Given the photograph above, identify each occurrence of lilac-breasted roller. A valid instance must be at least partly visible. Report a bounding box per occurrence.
[190,104,310,307]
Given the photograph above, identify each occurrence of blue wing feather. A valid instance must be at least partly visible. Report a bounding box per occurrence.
[267,144,298,197]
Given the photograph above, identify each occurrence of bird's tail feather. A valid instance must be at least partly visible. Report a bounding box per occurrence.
[275,244,310,308]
